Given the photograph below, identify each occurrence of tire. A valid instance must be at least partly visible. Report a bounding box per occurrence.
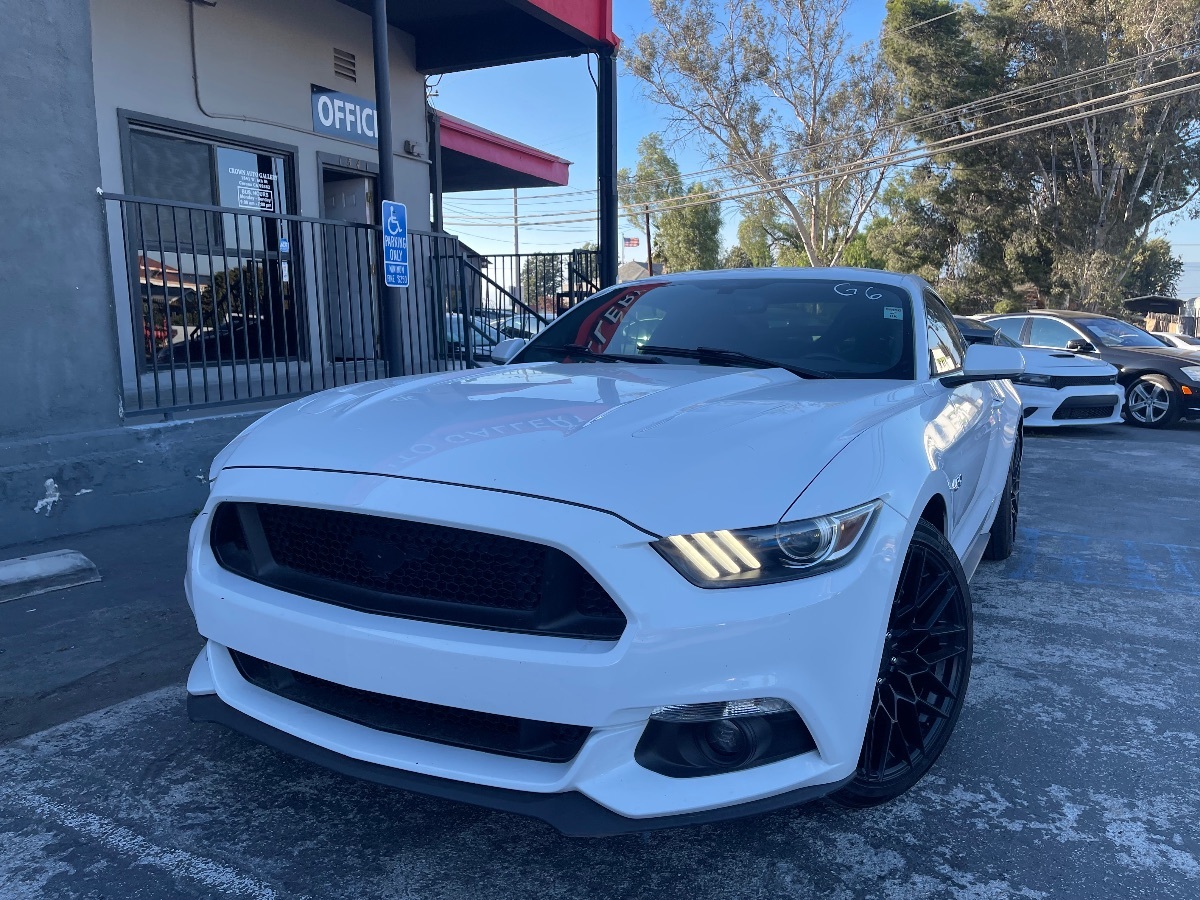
[1125,374,1181,429]
[983,429,1021,561]
[832,519,974,808]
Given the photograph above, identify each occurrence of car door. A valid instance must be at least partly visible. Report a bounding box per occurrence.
[924,292,995,544]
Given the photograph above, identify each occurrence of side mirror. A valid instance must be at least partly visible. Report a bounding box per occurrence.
[490,337,527,365]
[940,344,1025,387]
[1065,338,1095,353]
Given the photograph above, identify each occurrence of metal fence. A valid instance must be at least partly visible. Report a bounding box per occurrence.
[102,194,603,416]
[465,250,600,345]
[104,194,476,415]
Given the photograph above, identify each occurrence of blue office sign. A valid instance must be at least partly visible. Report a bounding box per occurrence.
[311,85,377,147]
[382,201,409,288]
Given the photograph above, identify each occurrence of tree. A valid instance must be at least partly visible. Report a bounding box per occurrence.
[882,0,1200,311]
[1123,238,1185,298]
[521,254,563,310]
[617,134,684,236]
[625,0,904,266]
[657,182,723,271]
[721,244,755,268]
[734,203,777,266]
[619,135,722,271]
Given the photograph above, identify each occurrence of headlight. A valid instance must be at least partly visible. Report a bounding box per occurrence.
[1181,366,1200,383]
[1013,373,1054,387]
[653,500,882,588]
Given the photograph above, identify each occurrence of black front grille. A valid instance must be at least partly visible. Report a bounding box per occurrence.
[210,502,625,640]
[1053,395,1120,420]
[229,649,590,763]
[1049,373,1118,389]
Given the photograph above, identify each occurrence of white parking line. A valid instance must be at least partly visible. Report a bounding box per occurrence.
[0,789,282,900]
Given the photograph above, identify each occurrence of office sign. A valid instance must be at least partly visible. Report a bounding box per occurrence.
[311,85,377,147]
[382,200,409,288]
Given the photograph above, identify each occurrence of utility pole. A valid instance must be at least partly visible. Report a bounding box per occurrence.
[644,205,654,276]
[512,188,519,257]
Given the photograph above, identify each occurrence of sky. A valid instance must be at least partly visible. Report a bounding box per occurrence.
[432,0,1200,298]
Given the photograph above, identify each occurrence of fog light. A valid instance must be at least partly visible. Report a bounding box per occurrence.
[703,718,756,766]
[635,698,816,778]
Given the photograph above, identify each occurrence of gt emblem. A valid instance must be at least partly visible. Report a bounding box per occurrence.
[949,474,963,492]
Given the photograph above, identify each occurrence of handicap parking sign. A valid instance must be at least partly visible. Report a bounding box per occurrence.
[381,200,409,288]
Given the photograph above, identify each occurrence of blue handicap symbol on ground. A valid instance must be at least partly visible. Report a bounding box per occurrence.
[382,200,409,288]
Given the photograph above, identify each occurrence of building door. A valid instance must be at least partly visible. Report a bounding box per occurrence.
[321,169,379,361]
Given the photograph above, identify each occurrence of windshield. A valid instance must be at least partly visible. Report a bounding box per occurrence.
[1080,318,1164,348]
[515,277,915,380]
[954,317,1018,347]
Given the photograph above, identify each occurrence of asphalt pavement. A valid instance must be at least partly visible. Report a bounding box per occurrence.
[1,421,1198,899]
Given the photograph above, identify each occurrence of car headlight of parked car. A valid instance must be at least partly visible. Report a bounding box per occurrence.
[653,500,882,588]
[1181,366,1200,383]
[1013,373,1054,387]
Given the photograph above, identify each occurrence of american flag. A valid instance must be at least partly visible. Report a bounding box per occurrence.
[623,236,640,247]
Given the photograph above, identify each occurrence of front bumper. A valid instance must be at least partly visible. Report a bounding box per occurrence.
[1014,383,1122,427]
[186,689,851,836]
[187,467,907,830]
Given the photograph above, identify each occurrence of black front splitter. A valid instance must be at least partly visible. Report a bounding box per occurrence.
[187,692,850,837]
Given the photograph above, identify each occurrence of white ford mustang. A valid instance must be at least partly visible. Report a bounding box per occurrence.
[186,268,1025,835]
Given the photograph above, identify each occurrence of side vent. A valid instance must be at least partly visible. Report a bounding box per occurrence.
[333,48,357,82]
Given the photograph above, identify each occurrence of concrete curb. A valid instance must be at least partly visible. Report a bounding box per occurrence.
[0,550,101,603]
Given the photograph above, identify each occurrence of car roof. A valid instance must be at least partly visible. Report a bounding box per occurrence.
[620,266,926,292]
[986,309,1110,319]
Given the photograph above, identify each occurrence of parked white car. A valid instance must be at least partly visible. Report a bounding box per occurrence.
[1152,331,1200,352]
[188,269,1024,835]
[955,316,1123,427]
[496,311,547,340]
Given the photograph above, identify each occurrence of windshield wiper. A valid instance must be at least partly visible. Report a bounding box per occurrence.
[537,344,664,364]
[639,345,831,379]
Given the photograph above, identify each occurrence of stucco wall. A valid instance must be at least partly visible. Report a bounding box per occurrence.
[0,0,122,442]
[0,0,435,546]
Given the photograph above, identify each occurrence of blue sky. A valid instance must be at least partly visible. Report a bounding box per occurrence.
[433,0,1200,297]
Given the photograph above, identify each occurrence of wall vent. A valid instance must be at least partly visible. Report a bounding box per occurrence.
[333,48,357,82]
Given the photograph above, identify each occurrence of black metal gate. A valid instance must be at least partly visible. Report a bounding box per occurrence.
[102,194,601,416]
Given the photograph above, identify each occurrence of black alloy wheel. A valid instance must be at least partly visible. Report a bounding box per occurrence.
[983,429,1021,561]
[1125,374,1181,428]
[833,519,973,808]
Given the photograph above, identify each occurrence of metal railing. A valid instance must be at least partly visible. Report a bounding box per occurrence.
[103,194,472,415]
[472,250,600,340]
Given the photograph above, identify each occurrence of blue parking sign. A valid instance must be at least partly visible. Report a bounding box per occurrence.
[381,200,409,288]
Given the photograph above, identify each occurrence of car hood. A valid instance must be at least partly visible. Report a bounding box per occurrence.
[1095,344,1200,369]
[1017,347,1118,376]
[224,363,923,535]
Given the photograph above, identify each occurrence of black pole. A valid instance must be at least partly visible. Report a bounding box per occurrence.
[427,107,443,232]
[597,49,618,289]
[372,0,405,374]
[644,205,653,275]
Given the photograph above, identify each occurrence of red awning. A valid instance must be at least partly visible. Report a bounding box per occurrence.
[437,112,570,191]
[336,0,617,74]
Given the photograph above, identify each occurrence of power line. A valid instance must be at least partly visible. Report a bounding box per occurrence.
[443,42,1200,225]
[612,37,1200,196]
[628,71,1200,217]
[460,63,1200,224]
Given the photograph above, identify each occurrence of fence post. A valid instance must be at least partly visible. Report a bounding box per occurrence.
[457,249,476,367]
